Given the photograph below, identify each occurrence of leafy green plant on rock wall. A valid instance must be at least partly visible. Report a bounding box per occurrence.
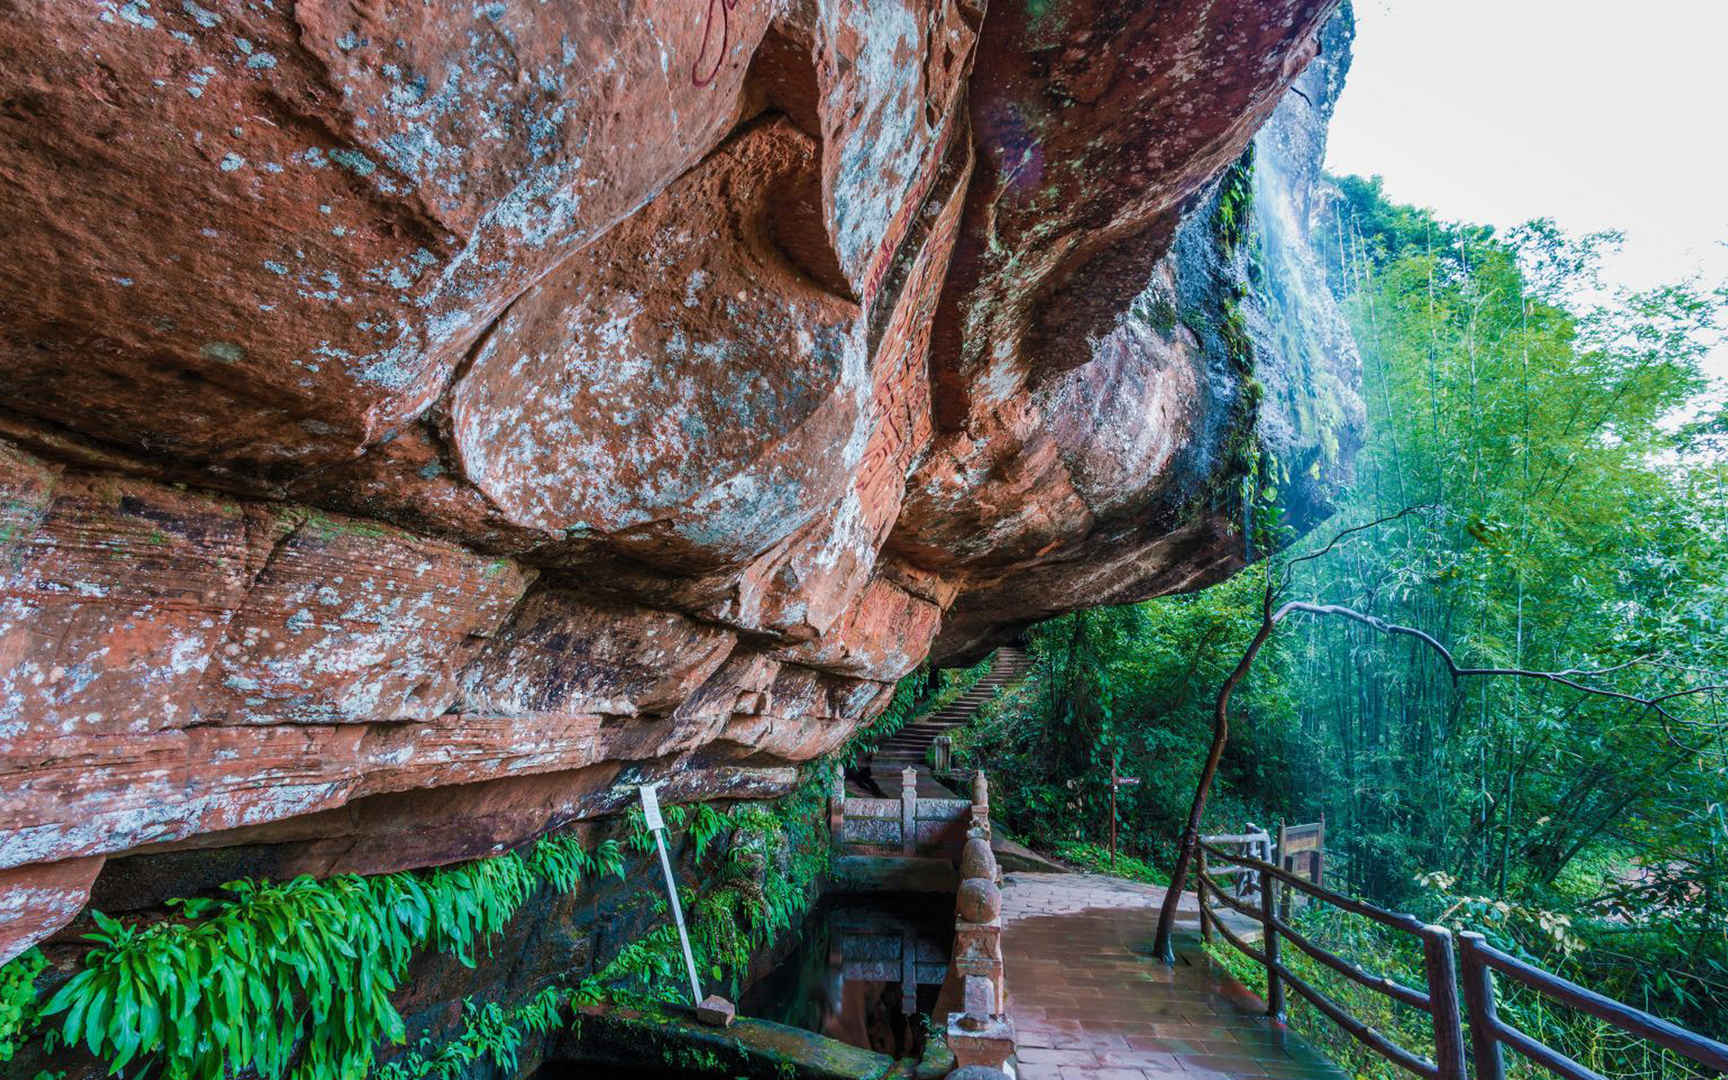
[7,777,831,1080]
[1213,146,1255,256]
[27,830,621,1080]
[384,781,833,1078]
[373,986,569,1080]
[603,783,831,1004]
[0,948,47,1062]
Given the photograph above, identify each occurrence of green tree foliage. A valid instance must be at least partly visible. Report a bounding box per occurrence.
[960,576,1297,867]
[952,175,1728,1062]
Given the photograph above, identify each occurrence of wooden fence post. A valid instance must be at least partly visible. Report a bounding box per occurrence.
[1260,872,1284,1021]
[1314,814,1326,890]
[1277,823,1295,920]
[1197,847,1213,944]
[1459,932,1506,1080]
[1420,926,1467,1080]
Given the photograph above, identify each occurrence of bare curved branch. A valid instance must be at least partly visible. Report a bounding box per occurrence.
[1273,602,1724,723]
[1281,504,1439,586]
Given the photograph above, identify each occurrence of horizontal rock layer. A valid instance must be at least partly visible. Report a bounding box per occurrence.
[0,0,1357,958]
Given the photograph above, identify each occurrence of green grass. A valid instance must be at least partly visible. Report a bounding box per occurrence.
[1049,841,1170,885]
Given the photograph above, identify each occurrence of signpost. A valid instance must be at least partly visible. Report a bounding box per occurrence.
[1108,757,1140,871]
[638,783,704,1008]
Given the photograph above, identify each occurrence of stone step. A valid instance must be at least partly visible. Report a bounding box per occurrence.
[864,647,1033,770]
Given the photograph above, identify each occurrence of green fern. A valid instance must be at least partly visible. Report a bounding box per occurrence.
[28,776,831,1080]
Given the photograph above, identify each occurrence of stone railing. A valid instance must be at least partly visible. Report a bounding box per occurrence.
[946,771,1014,1073]
[829,764,978,859]
[827,766,1013,1074]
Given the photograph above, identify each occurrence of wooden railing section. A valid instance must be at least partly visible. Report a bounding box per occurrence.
[1199,841,1728,1080]
[1199,841,1466,1080]
[1201,829,1273,902]
[1458,932,1728,1080]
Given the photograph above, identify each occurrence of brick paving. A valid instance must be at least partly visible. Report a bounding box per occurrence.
[1001,872,1349,1080]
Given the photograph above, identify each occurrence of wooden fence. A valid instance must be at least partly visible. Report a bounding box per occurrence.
[1200,840,1468,1080]
[1198,842,1728,1080]
[1458,931,1728,1080]
[1201,828,1273,901]
[1201,821,1324,903]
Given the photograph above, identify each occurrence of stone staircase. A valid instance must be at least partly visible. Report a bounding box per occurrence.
[870,645,1031,773]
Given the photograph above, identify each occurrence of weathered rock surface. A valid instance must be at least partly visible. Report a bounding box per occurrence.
[0,0,1358,960]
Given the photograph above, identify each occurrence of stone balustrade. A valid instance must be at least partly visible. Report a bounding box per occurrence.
[946,773,1014,1074]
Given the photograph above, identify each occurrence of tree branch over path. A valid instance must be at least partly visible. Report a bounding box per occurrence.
[1150,510,1727,961]
[1274,603,1720,723]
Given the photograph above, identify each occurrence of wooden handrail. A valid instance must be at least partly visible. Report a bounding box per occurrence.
[1269,911,1431,1010]
[1471,936,1728,1067]
[1198,873,1261,921]
[1200,841,1430,934]
[1458,931,1728,1080]
[1200,842,1728,1080]
[1198,839,1464,1080]
[1205,831,1273,845]
[1273,957,1441,1080]
[1492,1018,1608,1080]
[1203,888,1267,964]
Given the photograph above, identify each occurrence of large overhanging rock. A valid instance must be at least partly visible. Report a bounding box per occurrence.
[0,0,1355,958]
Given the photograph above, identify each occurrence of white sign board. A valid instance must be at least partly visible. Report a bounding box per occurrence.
[639,783,664,831]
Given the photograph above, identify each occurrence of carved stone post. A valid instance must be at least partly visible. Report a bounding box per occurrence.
[829,761,845,843]
[901,766,918,855]
[970,769,990,841]
[932,735,952,773]
[949,875,1014,1069]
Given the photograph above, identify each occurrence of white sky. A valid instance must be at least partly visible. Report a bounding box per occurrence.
[1324,0,1728,377]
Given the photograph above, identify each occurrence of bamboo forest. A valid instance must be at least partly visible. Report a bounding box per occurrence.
[920,176,1728,1078]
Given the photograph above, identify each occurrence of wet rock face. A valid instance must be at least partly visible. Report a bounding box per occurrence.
[0,0,767,477]
[0,0,1355,957]
[451,118,871,571]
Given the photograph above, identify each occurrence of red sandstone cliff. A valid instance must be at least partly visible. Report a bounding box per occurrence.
[0,0,1355,960]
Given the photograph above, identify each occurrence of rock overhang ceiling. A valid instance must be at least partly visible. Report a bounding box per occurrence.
[0,0,1360,959]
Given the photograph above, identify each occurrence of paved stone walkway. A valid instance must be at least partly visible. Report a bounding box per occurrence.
[1001,872,1349,1080]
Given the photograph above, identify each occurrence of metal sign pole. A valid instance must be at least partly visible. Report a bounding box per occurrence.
[639,784,703,1007]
